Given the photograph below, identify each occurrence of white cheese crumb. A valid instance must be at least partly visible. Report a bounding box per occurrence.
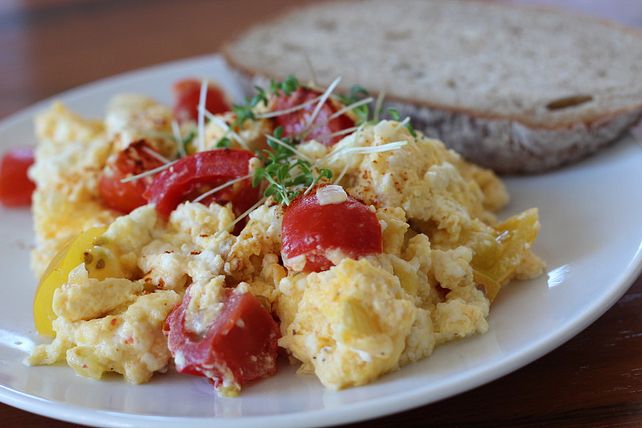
[316,185,348,206]
[305,334,320,354]
[283,254,307,272]
[174,351,186,371]
[354,349,373,362]
[235,282,250,294]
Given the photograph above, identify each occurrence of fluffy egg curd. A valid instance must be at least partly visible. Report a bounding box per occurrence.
[27,77,544,396]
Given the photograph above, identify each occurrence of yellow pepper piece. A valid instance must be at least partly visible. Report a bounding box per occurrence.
[472,208,540,302]
[84,242,126,280]
[341,299,381,338]
[33,226,107,337]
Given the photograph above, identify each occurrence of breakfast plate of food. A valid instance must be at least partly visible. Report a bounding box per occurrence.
[0,52,639,428]
[0,1,641,427]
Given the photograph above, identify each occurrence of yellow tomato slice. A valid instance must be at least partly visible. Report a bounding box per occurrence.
[33,226,107,337]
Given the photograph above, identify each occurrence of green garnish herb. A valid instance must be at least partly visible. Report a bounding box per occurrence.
[252,86,269,107]
[270,75,300,97]
[231,86,270,129]
[338,85,371,125]
[215,136,232,148]
[231,76,299,130]
[383,107,415,136]
[252,126,332,205]
[405,121,417,138]
[386,108,401,121]
[232,104,256,129]
[181,129,196,155]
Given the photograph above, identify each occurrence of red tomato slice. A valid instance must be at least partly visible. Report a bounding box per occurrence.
[144,149,259,219]
[164,287,280,391]
[98,140,165,214]
[272,88,355,146]
[173,79,231,122]
[0,147,36,207]
[281,186,382,272]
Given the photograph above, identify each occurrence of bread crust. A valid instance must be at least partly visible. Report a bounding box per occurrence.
[223,61,642,174]
[384,99,642,174]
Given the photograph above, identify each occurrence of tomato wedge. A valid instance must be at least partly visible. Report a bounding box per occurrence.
[33,226,107,337]
[281,186,382,272]
[164,287,280,393]
[144,149,259,219]
[98,140,165,214]
[0,147,36,207]
[173,79,231,122]
[272,87,355,146]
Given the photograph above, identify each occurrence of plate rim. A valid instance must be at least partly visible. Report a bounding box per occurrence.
[1,54,641,428]
[0,54,219,135]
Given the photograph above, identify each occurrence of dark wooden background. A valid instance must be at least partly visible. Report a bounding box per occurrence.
[1,1,641,427]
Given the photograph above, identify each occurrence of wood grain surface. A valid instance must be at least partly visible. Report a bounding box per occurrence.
[1,1,641,427]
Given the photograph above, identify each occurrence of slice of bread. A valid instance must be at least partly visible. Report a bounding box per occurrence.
[223,0,642,173]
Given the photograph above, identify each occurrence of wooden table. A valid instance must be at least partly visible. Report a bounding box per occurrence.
[1,1,641,427]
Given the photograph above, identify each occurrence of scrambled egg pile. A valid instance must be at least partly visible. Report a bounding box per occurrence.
[28,96,544,391]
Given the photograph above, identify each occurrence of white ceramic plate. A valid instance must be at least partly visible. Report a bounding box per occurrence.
[0,55,641,428]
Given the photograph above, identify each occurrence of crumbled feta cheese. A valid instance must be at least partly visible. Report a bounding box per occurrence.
[316,185,347,205]
[283,254,307,272]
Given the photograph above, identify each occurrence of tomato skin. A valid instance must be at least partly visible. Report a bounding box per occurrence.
[272,88,355,146]
[281,187,383,272]
[164,287,280,389]
[98,140,165,214]
[0,147,36,207]
[144,149,259,219]
[173,79,231,122]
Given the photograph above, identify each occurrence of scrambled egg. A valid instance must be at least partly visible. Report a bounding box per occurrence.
[30,103,115,276]
[277,206,491,388]
[30,96,177,277]
[28,97,543,392]
[29,265,180,384]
